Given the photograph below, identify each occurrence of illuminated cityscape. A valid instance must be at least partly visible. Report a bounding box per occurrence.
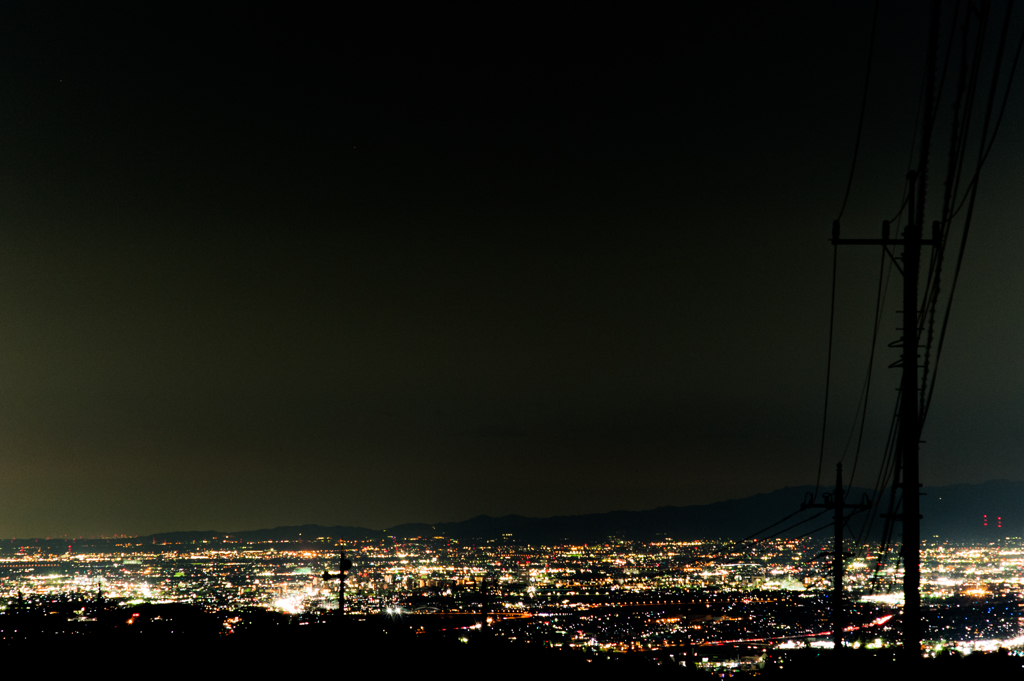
[2,533,1023,670]
[3,2,1024,676]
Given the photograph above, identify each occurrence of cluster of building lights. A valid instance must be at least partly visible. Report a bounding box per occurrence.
[0,535,1021,659]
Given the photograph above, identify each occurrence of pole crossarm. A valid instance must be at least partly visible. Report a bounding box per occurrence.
[831,219,941,248]
[322,552,354,614]
[832,238,936,246]
[801,463,871,650]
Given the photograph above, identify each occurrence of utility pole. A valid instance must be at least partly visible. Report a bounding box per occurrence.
[831,197,936,658]
[900,174,923,659]
[802,462,869,649]
[322,551,354,614]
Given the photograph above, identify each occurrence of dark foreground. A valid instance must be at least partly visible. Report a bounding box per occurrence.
[0,603,1020,678]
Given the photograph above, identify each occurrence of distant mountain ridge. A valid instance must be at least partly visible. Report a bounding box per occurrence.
[134,480,1024,546]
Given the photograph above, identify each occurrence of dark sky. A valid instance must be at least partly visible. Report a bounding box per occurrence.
[0,2,1022,537]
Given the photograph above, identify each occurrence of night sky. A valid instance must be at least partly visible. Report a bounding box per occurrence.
[0,2,1022,538]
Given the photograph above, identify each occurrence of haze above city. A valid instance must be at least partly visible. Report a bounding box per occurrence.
[0,3,1022,538]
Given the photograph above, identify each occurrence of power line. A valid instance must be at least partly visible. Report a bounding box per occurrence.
[744,507,807,541]
[836,0,881,222]
[793,508,867,542]
[923,3,1019,424]
[949,16,1024,219]
[888,55,930,225]
[928,0,965,130]
[919,5,979,413]
[946,5,992,224]
[843,244,891,493]
[814,244,838,501]
[760,509,831,542]
[794,521,836,540]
